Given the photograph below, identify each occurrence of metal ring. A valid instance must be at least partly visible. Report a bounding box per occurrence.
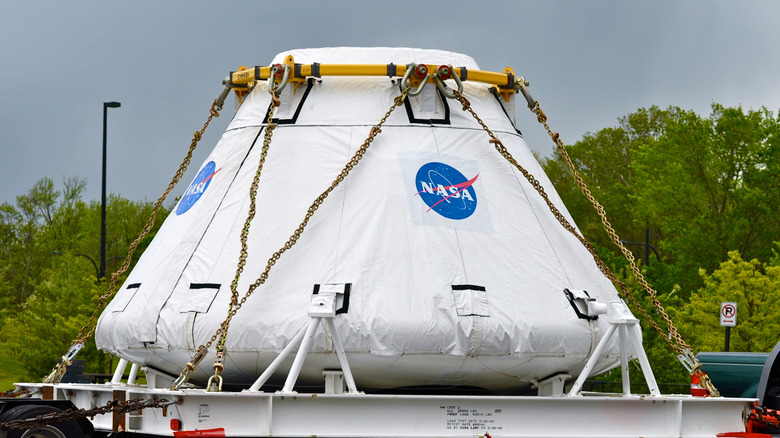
[400,63,415,92]
[400,63,430,97]
[269,64,291,95]
[450,65,463,93]
[215,84,232,110]
[433,65,463,99]
[64,342,84,362]
[207,374,223,392]
[516,76,537,108]
[172,369,189,390]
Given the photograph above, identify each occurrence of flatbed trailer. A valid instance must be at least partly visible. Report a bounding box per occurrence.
[7,381,756,438]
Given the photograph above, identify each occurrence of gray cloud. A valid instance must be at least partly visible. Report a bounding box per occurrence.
[1,0,778,204]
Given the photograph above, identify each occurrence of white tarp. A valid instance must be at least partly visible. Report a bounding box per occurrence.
[96,48,631,391]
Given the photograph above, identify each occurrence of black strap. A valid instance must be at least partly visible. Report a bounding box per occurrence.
[452,284,486,291]
[189,283,221,289]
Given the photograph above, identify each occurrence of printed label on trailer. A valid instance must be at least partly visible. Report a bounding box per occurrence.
[442,405,504,432]
[176,161,220,215]
[198,403,210,423]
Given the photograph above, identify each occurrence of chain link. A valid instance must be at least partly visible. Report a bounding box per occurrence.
[527,100,692,355]
[0,388,30,398]
[452,90,706,386]
[219,92,282,355]
[175,89,409,387]
[43,98,224,384]
[748,405,780,430]
[0,397,180,431]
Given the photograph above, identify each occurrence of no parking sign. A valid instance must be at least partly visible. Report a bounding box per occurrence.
[720,302,737,327]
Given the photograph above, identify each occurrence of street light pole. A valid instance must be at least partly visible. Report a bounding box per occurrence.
[52,251,99,280]
[620,228,661,266]
[101,101,121,280]
[76,253,100,279]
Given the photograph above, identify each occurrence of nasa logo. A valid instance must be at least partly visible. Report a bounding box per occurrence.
[176,161,220,215]
[414,162,478,220]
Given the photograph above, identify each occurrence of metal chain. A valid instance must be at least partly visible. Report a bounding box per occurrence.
[0,397,180,431]
[0,388,30,398]
[748,405,780,430]
[43,98,225,384]
[206,91,282,387]
[175,89,410,388]
[452,91,713,391]
[222,92,281,351]
[526,101,692,353]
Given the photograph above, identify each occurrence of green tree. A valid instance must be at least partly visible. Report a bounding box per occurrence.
[544,104,780,294]
[0,178,62,309]
[2,257,107,379]
[675,250,780,353]
[0,177,168,380]
[633,105,780,290]
[542,106,670,257]
[542,103,780,385]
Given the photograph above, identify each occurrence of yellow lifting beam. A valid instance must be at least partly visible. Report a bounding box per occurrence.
[220,55,529,107]
[229,64,516,87]
[226,57,519,92]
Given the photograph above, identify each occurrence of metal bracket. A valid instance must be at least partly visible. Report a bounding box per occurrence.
[564,289,607,320]
[531,373,572,396]
[247,283,358,394]
[568,300,660,396]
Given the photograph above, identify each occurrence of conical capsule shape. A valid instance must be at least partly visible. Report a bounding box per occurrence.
[96,48,629,392]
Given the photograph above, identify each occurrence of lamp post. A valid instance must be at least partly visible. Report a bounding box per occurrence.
[101,101,121,280]
[620,228,661,266]
[76,253,99,279]
[53,251,123,280]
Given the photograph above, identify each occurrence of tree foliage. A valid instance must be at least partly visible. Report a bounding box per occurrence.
[542,104,780,384]
[0,178,167,380]
[675,250,780,353]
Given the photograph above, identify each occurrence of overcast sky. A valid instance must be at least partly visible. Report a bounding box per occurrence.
[1,1,778,206]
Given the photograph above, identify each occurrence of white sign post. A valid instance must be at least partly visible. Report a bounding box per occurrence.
[720,301,737,352]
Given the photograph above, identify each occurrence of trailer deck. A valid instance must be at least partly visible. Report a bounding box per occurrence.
[12,381,753,438]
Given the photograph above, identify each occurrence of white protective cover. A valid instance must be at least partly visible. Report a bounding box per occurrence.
[96,48,632,391]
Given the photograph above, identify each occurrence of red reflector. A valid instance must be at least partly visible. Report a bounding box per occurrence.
[717,433,772,437]
[173,428,226,438]
[415,64,428,78]
[437,65,451,80]
[691,372,709,397]
[170,418,182,431]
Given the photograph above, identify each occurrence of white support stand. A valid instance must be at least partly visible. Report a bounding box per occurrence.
[247,284,358,394]
[568,300,661,396]
[127,362,140,385]
[110,358,129,384]
[109,358,140,385]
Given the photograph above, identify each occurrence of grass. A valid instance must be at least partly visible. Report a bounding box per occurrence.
[0,343,28,391]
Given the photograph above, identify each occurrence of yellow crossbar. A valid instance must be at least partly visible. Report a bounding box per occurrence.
[229,63,516,89]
